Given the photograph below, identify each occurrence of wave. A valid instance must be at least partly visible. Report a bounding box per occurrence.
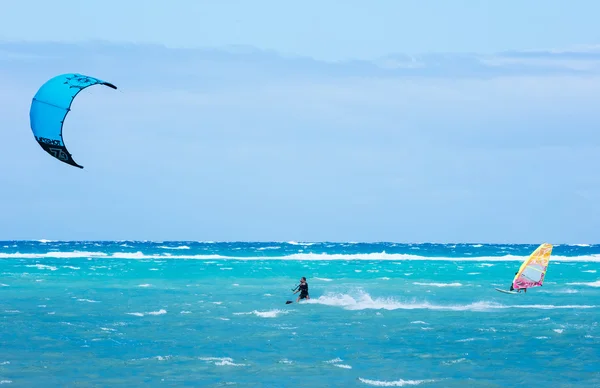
[199,357,246,367]
[566,280,600,287]
[126,309,167,317]
[413,282,462,287]
[358,377,437,386]
[233,309,289,318]
[157,245,190,250]
[2,250,600,262]
[304,291,597,311]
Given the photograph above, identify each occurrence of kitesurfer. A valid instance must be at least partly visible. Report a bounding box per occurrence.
[293,277,310,302]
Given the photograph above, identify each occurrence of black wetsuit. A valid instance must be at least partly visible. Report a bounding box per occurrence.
[299,282,309,299]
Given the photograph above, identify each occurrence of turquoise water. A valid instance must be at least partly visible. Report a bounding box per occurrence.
[1,241,599,387]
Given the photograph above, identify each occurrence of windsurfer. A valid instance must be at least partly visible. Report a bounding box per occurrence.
[510,272,527,293]
[509,272,517,291]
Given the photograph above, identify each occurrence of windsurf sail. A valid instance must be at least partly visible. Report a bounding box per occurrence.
[29,73,117,168]
[512,243,553,290]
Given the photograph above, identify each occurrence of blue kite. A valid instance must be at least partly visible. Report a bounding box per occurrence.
[29,73,117,168]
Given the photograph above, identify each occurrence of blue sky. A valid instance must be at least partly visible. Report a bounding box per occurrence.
[1,1,599,242]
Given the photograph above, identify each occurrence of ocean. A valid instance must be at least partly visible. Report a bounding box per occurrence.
[1,241,599,387]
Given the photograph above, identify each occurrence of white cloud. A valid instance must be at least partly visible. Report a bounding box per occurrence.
[1,41,599,241]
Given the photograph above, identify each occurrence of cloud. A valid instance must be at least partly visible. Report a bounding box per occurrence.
[2,40,600,84]
[0,40,599,241]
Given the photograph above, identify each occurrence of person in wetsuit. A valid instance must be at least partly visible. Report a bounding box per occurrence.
[294,277,309,302]
[509,272,517,291]
[510,272,526,293]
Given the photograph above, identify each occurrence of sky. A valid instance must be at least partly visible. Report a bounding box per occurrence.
[1,1,600,243]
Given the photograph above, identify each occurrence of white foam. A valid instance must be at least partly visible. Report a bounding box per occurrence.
[566,280,600,287]
[76,299,99,303]
[442,358,466,365]
[199,357,246,367]
[553,329,564,334]
[335,364,352,369]
[413,282,462,287]
[358,378,437,386]
[127,309,166,317]
[138,284,152,287]
[63,266,80,270]
[3,251,600,262]
[234,309,289,318]
[158,245,190,250]
[314,277,333,282]
[582,270,597,273]
[25,264,57,271]
[456,338,484,342]
[305,291,596,311]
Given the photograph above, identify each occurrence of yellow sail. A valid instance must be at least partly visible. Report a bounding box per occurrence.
[512,243,553,290]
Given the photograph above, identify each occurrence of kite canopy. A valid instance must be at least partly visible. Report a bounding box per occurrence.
[29,73,117,168]
[512,243,553,290]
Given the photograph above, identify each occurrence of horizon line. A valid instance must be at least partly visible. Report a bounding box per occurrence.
[0,239,589,246]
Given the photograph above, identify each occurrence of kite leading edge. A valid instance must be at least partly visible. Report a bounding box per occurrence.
[29,73,117,168]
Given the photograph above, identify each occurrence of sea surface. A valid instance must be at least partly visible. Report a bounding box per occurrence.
[1,241,600,387]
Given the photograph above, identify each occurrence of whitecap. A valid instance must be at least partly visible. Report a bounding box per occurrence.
[566,280,600,287]
[199,357,246,367]
[358,377,437,386]
[413,282,462,287]
[305,291,596,311]
[25,264,57,271]
[234,309,289,318]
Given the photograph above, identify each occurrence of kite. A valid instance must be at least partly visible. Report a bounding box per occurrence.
[29,73,117,168]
